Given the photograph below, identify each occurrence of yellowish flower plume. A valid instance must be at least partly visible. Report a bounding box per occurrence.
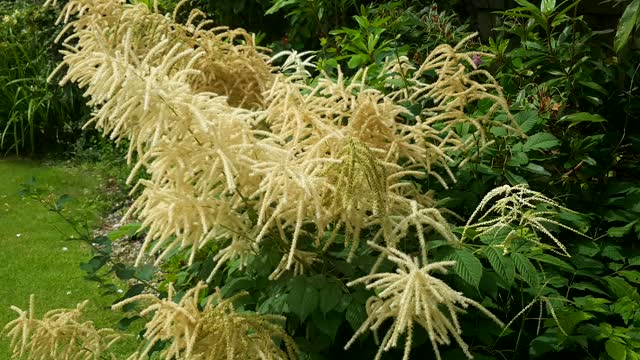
[113,282,297,360]
[1,296,122,360]
[345,244,503,360]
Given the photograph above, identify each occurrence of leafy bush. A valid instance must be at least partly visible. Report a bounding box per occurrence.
[0,0,89,156]
[2,0,640,360]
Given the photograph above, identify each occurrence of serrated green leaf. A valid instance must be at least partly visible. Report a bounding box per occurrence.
[319,281,343,314]
[619,270,640,284]
[555,309,594,335]
[608,220,639,238]
[606,339,628,360]
[484,246,515,285]
[257,292,288,314]
[523,132,560,151]
[574,296,610,313]
[108,222,143,241]
[576,242,600,257]
[570,282,608,296]
[513,253,539,289]
[312,311,343,339]
[524,163,551,176]
[529,253,574,272]
[604,276,640,301]
[450,248,483,289]
[615,0,640,53]
[507,151,529,166]
[118,316,141,331]
[559,112,607,128]
[115,265,136,280]
[120,284,145,303]
[514,110,540,134]
[613,297,639,325]
[602,245,624,261]
[345,301,366,331]
[288,277,319,321]
[505,170,528,186]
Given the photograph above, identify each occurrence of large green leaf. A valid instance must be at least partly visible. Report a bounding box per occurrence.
[559,112,607,128]
[619,270,640,284]
[484,246,515,285]
[514,109,540,134]
[345,301,366,331]
[603,276,640,301]
[523,132,560,151]
[605,339,628,360]
[513,253,540,289]
[608,220,640,238]
[288,277,319,321]
[312,311,343,339]
[265,0,299,15]
[318,280,343,314]
[450,248,483,289]
[615,0,640,53]
[529,253,574,272]
[540,0,556,14]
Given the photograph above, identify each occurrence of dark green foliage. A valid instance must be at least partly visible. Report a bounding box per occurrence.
[0,0,91,156]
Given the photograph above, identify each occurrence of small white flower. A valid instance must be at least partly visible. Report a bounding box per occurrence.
[66,291,72,295]
[62,247,68,251]
[117,289,124,294]
[16,234,21,237]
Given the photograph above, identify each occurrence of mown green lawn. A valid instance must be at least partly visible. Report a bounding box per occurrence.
[0,158,136,357]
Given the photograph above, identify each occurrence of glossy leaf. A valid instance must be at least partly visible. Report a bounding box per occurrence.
[614,0,640,53]
[605,339,628,360]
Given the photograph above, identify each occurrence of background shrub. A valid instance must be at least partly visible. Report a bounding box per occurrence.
[0,0,90,156]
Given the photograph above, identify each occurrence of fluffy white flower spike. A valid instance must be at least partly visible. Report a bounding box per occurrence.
[345,243,503,360]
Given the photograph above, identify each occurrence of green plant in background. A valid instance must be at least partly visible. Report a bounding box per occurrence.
[318,2,473,75]
[0,0,89,156]
[325,11,399,70]
[614,0,640,52]
[265,0,357,49]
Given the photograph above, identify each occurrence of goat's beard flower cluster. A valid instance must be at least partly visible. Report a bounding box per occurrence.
[345,244,503,360]
[44,0,508,277]
[112,282,298,360]
[23,0,544,358]
[1,296,122,360]
[462,184,588,256]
